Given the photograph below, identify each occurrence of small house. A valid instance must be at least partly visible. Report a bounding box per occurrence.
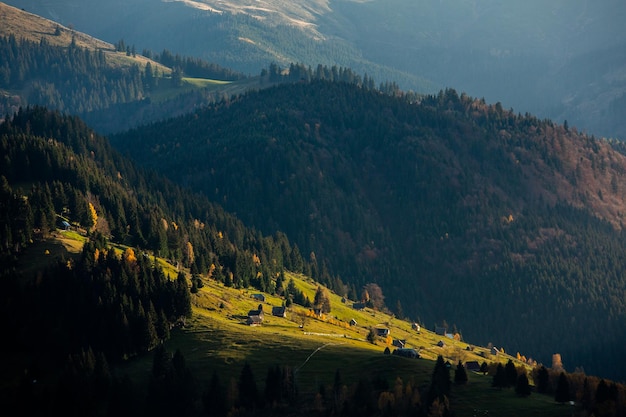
[248,309,264,320]
[411,323,420,332]
[349,319,357,326]
[392,339,406,348]
[436,340,446,348]
[61,220,71,230]
[491,346,500,355]
[251,293,265,302]
[311,308,323,318]
[247,315,262,326]
[376,327,390,337]
[272,306,287,318]
[435,326,447,336]
[393,348,420,358]
[465,361,481,372]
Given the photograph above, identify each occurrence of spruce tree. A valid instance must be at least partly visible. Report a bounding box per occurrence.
[430,355,451,400]
[454,361,468,385]
[536,365,551,394]
[515,373,531,397]
[203,371,227,417]
[238,362,258,409]
[554,372,570,403]
[504,359,518,387]
[492,363,506,389]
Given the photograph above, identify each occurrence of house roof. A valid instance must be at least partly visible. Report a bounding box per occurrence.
[271,306,286,316]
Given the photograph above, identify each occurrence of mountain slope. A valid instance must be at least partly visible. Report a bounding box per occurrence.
[1,103,591,417]
[111,81,626,382]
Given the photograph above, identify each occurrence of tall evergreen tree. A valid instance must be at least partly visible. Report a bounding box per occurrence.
[554,372,570,403]
[492,363,506,389]
[515,373,531,397]
[454,361,468,385]
[536,366,551,394]
[504,359,518,387]
[430,355,451,401]
[203,371,227,417]
[238,362,258,410]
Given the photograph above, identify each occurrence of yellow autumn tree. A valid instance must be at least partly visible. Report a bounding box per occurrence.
[378,392,395,412]
[88,202,98,231]
[123,248,137,265]
[184,241,194,266]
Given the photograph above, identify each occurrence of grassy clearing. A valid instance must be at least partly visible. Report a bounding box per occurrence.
[16,229,85,278]
[183,77,231,88]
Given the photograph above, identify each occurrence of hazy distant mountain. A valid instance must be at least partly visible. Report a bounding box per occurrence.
[7,0,626,139]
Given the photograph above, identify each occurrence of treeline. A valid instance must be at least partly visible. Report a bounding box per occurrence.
[261,61,412,99]
[140,47,246,81]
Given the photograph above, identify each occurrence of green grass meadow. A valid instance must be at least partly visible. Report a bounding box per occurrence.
[19,233,577,416]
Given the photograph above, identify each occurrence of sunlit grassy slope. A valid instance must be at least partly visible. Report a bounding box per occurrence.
[24,230,569,416]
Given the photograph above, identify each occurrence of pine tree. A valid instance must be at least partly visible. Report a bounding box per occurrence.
[204,371,227,417]
[238,362,258,409]
[554,372,570,403]
[515,373,531,397]
[454,361,468,385]
[535,365,551,394]
[504,359,518,387]
[492,363,506,389]
[430,355,451,400]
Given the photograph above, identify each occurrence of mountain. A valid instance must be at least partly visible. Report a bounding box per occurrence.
[6,0,626,139]
[111,80,626,382]
[3,105,626,417]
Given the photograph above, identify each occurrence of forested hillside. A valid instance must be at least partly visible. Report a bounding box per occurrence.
[112,79,626,382]
[0,6,251,134]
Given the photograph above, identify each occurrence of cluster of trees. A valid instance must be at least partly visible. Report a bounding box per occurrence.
[141,47,246,81]
[261,62,412,101]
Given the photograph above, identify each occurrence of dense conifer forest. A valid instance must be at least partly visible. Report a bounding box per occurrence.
[1,105,626,417]
[111,80,626,382]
